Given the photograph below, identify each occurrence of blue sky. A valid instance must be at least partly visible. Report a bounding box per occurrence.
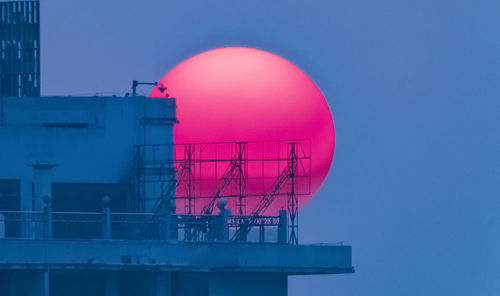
[41,0,500,295]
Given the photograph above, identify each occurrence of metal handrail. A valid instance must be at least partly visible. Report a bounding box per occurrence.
[0,210,284,243]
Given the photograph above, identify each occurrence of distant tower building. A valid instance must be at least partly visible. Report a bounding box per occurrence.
[0,0,40,97]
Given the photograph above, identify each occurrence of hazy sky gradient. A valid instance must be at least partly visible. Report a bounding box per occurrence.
[40,0,500,295]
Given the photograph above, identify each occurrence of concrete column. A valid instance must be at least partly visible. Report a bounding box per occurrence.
[209,272,287,296]
[28,163,57,212]
[171,272,208,296]
[105,272,120,296]
[155,272,170,296]
[140,98,176,213]
[40,271,50,296]
[28,162,57,240]
[9,270,49,296]
[122,271,172,296]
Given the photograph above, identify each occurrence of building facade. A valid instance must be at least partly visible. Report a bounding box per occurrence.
[0,95,353,296]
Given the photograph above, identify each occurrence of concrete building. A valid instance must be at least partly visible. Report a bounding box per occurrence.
[0,1,353,295]
[0,95,353,296]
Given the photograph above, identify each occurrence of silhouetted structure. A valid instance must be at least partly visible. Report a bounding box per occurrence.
[0,1,353,295]
[134,140,311,244]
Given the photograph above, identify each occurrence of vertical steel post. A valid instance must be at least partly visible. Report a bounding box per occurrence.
[288,142,299,245]
[184,144,194,214]
[259,225,265,243]
[236,142,247,216]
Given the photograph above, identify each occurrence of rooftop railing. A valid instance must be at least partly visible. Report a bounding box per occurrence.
[0,210,287,244]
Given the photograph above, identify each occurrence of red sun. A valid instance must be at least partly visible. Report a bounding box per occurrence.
[151,47,334,214]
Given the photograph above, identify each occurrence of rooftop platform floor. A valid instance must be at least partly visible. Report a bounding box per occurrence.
[0,239,353,275]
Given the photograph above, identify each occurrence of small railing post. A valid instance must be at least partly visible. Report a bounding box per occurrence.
[42,195,52,240]
[102,196,111,240]
[278,209,288,244]
[259,225,265,243]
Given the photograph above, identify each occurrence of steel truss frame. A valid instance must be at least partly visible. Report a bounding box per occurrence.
[134,139,311,244]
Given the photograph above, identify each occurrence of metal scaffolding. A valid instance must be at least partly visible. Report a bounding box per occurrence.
[134,139,311,244]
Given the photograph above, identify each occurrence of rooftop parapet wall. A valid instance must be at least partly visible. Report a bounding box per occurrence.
[0,96,176,128]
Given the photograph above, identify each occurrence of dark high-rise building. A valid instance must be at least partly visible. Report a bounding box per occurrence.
[0,0,40,97]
